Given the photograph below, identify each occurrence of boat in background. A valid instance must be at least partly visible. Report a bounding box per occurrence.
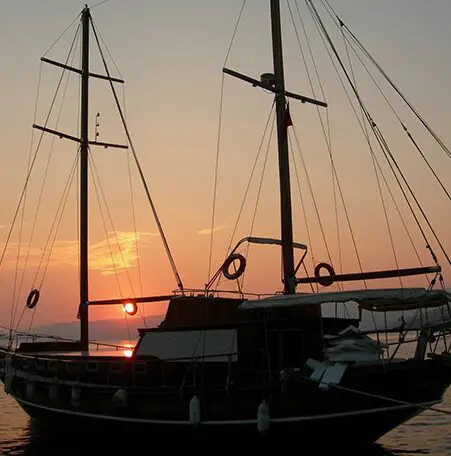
[1,1,451,446]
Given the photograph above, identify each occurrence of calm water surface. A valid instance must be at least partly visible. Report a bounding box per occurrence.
[1,388,451,455]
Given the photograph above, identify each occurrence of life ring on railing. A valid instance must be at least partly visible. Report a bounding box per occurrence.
[26,289,40,309]
[314,262,336,287]
[222,253,247,281]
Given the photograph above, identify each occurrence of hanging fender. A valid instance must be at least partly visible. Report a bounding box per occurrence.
[26,289,40,309]
[314,262,336,287]
[222,253,246,281]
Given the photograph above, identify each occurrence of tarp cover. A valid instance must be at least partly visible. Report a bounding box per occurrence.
[240,288,451,312]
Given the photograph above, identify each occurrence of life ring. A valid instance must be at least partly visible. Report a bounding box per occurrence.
[314,262,336,287]
[222,253,246,281]
[26,289,40,309]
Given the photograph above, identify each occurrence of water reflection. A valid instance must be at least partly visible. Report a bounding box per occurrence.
[0,419,417,456]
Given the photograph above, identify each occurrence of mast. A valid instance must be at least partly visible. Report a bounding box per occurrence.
[270,0,296,295]
[79,6,90,351]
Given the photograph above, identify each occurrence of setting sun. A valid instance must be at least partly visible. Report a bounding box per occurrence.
[123,302,138,316]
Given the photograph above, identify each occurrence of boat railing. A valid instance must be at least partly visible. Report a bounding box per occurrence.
[0,326,131,352]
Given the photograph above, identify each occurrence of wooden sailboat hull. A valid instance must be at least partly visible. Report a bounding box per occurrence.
[3,353,451,447]
[12,395,436,446]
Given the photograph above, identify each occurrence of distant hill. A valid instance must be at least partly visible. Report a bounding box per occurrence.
[34,314,165,343]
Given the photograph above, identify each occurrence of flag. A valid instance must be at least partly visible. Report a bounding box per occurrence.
[284,103,293,128]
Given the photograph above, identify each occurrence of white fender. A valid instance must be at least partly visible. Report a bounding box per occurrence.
[112,388,128,408]
[71,386,81,407]
[257,400,270,434]
[189,395,201,427]
[3,354,14,395]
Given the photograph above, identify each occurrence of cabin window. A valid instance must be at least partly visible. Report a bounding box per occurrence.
[133,362,147,375]
[109,362,124,374]
[86,361,99,373]
[135,329,237,362]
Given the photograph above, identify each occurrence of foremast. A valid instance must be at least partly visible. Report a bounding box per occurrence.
[79,5,90,352]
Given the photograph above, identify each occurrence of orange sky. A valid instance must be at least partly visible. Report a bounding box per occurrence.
[1,1,450,333]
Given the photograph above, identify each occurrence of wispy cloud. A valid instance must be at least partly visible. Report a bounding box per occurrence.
[197,225,227,235]
[0,231,158,276]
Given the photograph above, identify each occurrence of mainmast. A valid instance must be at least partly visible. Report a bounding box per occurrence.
[79,6,90,351]
[270,0,295,295]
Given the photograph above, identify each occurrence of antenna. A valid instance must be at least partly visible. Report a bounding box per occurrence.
[95,112,100,139]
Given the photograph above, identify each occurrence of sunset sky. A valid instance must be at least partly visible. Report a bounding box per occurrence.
[0,0,450,338]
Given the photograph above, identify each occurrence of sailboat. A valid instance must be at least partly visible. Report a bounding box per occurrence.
[1,1,451,447]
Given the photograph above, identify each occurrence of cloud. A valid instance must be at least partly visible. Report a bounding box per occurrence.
[197,225,227,235]
[0,231,158,276]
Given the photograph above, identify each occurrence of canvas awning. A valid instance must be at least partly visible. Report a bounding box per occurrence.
[239,288,451,312]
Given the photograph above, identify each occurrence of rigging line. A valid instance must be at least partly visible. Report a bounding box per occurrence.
[91,19,123,79]
[291,1,339,280]
[211,101,275,293]
[324,2,451,161]
[208,72,225,283]
[9,63,42,337]
[91,0,115,10]
[90,8,145,307]
[303,4,426,282]
[90,18,184,292]
[291,1,331,149]
[89,154,123,297]
[307,0,450,268]
[27,306,37,340]
[300,372,451,418]
[374,124,451,267]
[10,153,79,342]
[89,154,124,298]
[289,135,317,293]
[123,99,146,326]
[13,27,81,321]
[330,18,451,203]
[405,130,451,202]
[8,23,82,331]
[291,0,342,278]
[222,0,247,67]
[340,20,402,288]
[370,123,436,252]
[37,153,79,291]
[92,18,144,313]
[304,1,367,283]
[89,152,136,297]
[290,125,336,273]
[208,0,248,280]
[241,108,276,291]
[43,12,82,57]
[123,313,132,351]
[32,151,79,289]
[226,100,276,255]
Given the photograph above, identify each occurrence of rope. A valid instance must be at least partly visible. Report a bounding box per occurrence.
[207,0,248,283]
[90,16,184,292]
[325,0,451,162]
[320,1,450,204]
[93,24,146,325]
[300,372,451,417]
[306,0,451,269]
[340,22,402,291]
